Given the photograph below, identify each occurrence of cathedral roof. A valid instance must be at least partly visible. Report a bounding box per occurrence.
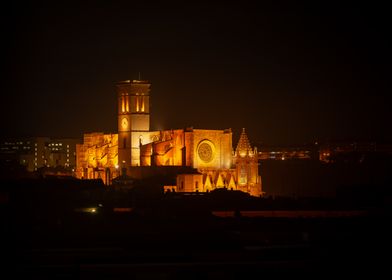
[235,128,253,156]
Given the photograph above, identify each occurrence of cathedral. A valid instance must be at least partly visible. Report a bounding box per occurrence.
[75,80,262,197]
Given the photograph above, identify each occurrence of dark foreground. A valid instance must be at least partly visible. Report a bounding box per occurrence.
[1,177,391,279]
[2,208,392,279]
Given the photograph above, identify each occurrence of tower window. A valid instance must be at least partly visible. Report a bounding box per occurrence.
[125,96,129,112]
[123,138,126,149]
[136,96,140,112]
[121,96,125,113]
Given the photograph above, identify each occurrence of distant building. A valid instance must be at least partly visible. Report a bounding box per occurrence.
[319,141,392,163]
[257,141,392,163]
[257,145,317,161]
[0,137,80,172]
[75,79,262,196]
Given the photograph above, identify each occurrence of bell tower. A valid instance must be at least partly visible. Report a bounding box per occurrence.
[116,79,151,169]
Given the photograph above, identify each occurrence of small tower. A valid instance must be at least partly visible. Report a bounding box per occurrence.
[235,128,253,158]
[116,79,151,170]
[234,128,262,196]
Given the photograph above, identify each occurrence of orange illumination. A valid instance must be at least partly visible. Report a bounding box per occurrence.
[125,96,129,112]
[121,97,125,112]
[136,96,139,112]
[141,96,145,112]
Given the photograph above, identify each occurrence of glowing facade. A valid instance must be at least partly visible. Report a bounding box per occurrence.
[75,133,118,184]
[76,79,262,196]
[117,80,150,167]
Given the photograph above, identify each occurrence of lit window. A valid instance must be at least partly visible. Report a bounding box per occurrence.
[67,145,69,148]
[141,96,145,112]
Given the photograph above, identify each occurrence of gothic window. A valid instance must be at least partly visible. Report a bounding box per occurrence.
[121,96,125,113]
[141,96,145,112]
[125,96,129,112]
[136,96,140,112]
[197,141,215,163]
[239,164,247,185]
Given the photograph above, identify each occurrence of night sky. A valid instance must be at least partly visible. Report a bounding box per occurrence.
[1,1,390,146]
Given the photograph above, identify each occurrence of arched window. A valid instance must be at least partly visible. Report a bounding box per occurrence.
[125,96,129,112]
[136,95,139,112]
[121,96,125,112]
[141,96,145,112]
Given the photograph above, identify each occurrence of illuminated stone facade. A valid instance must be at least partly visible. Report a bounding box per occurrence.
[75,79,263,196]
[75,133,118,185]
[138,128,233,169]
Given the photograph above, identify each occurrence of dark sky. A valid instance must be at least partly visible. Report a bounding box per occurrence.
[1,1,390,146]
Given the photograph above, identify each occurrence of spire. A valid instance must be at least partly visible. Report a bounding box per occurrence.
[235,128,253,157]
